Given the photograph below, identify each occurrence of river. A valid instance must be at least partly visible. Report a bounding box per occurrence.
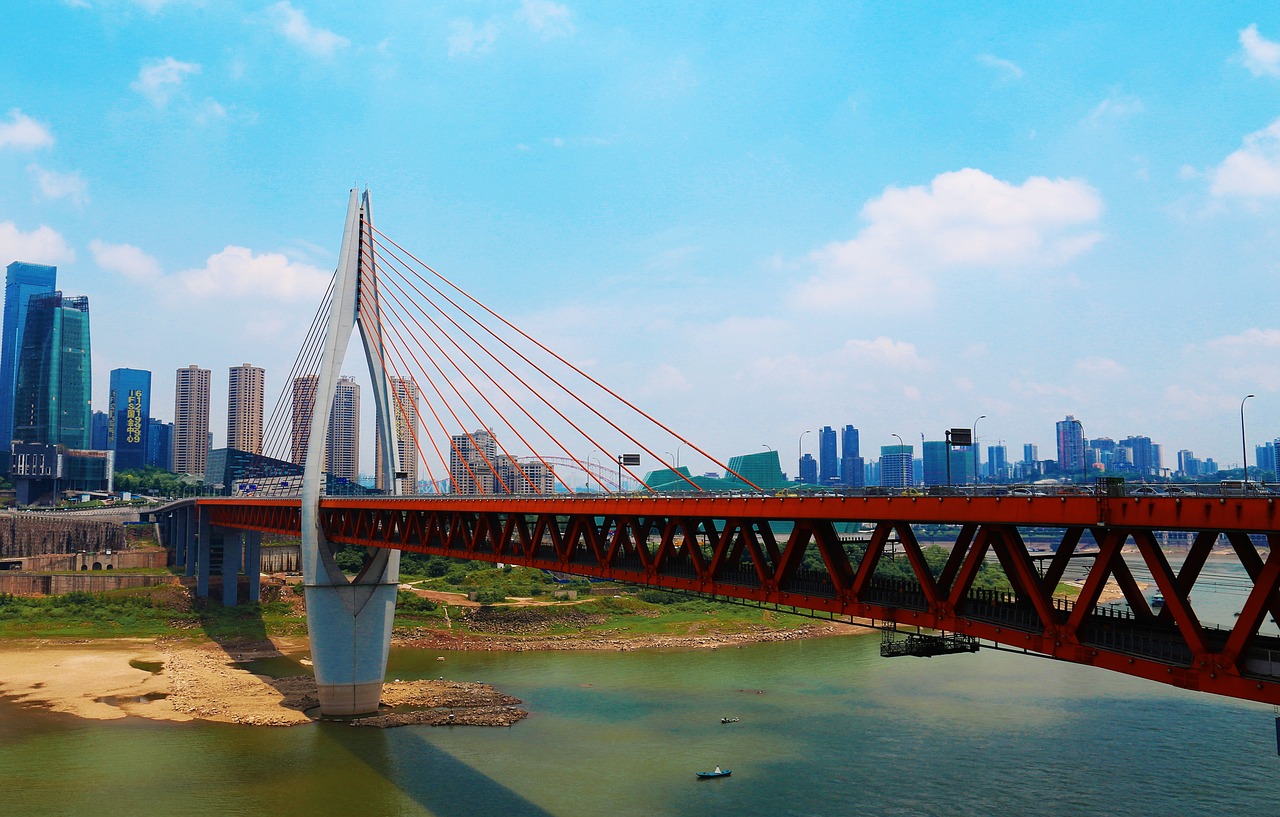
[2,556,1278,816]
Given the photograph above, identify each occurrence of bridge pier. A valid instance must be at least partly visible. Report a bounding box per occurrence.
[185,506,198,578]
[196,507,211,598]
[246,532,261,604]
[222,530,241,607]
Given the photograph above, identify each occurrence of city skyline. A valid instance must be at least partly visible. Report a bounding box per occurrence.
[3,5,1280,473]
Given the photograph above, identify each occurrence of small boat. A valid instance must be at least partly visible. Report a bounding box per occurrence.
[696,766,731,780]
[720,717,740,724]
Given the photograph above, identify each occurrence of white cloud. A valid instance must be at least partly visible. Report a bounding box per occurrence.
[0,222,75,265]
[1083,89,1144,124]
[174,246,331,302]
[449,18,499,57]
[266,2,349,58]
[131,57,201,107]
[977,54,1023,80]
[516,0,574,39]
[0,109,53,151]
[839,337,930,370]
[1209,118,1280,198]
[194,98,227,125]
[28,165,89,207]
[1240,24,1280,78]
[90,240,161,282]
[793,168,1103,311]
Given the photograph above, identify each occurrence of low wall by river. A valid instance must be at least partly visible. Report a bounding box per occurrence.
[0,573,179,595]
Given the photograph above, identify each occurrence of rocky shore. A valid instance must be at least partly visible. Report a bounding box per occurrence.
[395,620,863,652]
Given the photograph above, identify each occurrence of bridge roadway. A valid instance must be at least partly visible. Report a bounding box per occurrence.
[166,490,1280,705]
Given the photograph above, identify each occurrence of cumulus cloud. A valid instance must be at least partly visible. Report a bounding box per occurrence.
[516,0,574,39]
[266,2,349,58]
[1240,24,1280,77]
[1209,118,1280,198]
[449,18,499,57]
[0,222,75,265]
[28,165,88,207]
[1073,357,1125,378]
[131,57,201,107]
[0,109,53,150]
[90,240,162,282]
[839,337,930,370]
[793,169,1103,310]
[174,246,331,302]
[977,54,1023,80]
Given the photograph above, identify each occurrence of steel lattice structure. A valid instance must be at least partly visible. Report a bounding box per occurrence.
[199,492,1280,705]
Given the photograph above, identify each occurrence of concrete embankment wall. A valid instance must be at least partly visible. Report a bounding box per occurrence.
[0,573,179,595]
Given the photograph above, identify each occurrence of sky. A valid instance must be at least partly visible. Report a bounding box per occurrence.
[3,1,1280,479]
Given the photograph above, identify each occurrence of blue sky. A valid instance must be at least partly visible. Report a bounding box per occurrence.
[3,1,1280,477]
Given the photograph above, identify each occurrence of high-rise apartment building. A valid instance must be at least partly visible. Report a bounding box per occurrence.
[1023,443,1038,464]
[818,425,838,485]
[108,368,150,470]
[290,374,317,466]
[227,363,265,455]
[1056,415,1085,476]
[0,262,56,447]
[493,454,556,494]
[172,364,211,475]
[450,428,498,494]
[375,376,419,494]
[14,292,91,449]
[798,453,818,484]
[328,377,360,483]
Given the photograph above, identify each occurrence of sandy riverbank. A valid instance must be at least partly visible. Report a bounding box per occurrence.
[0,637,527,728]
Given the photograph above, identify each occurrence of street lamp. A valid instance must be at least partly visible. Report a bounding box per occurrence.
[1241,394,1256,485]
[891,433,906,488]
[675,443,687,469]
[798,430,811,483]
[972,414,986,484]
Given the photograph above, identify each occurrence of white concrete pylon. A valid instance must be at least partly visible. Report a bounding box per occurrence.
[300,189,403,716]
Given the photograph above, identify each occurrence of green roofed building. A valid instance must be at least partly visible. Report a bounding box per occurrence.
[724,450,786,490]
[642,465,743,492]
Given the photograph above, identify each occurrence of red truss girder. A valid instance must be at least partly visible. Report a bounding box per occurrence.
[195,495,1280,705]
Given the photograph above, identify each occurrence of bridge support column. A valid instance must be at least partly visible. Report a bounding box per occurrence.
[246,532,261,604]
[222,529,241,607]
[170,513,184,569]
[196,508,211,598]
[185,506,198,578]
[305,551,399,715]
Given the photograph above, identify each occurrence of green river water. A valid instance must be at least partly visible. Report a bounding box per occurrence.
[2,557,1279,817]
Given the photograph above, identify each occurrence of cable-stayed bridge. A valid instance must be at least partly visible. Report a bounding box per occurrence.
[153,190,1280,715]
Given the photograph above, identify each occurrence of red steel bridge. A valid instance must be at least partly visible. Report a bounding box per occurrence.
[153,189,1280,713]
[184,487,1280,706]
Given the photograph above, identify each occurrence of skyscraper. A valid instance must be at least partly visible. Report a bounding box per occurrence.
[328,377,360,483]
[108,368,150,470]
[818,425,838,485]
[375,376,419,494]
[291,374,361,482]
[172,364,211,475]
[227,363,265,455]
[1056,416,1085,477]
[146,418,173,470]
[798,453,818,484]
[922,440,972,485]
[0,262,56,447]
[13,292,91,449]
[840,424,864,487]
[987,444,1008,480]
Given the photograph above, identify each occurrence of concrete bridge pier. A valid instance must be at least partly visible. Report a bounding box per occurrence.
[196,508,211,598]
[304,547,401,715]
[246,531,261,604]
[185,506,199,579]
[222,529,241,607]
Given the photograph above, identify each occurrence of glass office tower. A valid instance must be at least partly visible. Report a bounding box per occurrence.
[0,262,56,446]
[13,292,91,449]
[109,368,151,470]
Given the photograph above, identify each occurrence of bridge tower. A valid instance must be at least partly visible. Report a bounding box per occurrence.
[302,189,403,715]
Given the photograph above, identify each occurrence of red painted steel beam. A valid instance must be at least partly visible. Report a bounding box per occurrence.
[187,495,1280,705]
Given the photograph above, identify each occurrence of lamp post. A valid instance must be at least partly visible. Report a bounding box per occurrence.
[972,414,986,484]
[798,430,811,484]
[891,433,906,488]
[1242,394,1256,486]
[675,443,686,469]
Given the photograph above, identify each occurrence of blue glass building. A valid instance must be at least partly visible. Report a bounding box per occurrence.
[0,262,56,446]
[108,368,150,470]
[13,292,91,449]
[146,418,172,470]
